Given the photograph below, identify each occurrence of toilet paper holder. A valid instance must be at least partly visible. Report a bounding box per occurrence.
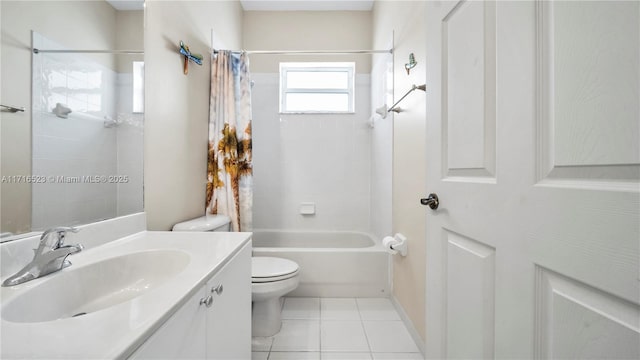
[383,233,408,257]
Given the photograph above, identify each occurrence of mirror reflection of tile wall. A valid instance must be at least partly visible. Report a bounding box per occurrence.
[31,33,143,231]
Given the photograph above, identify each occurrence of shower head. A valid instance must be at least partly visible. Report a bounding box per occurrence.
[52,103,71,119]
[375,105,388,119]
[103,115,119,128]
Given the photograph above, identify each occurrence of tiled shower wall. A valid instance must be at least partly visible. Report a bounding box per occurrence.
[369,53,394,241]
[251,73,372,232]
[115,73,144,217]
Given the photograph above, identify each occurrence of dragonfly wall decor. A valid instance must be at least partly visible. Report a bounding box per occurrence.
[179,41,203,75]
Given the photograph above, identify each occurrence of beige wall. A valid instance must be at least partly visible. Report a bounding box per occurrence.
[243,11,372,73]
[144,0,244,230]
[116,10,144,73]
[373,0,427,342]
[0,0,118,235]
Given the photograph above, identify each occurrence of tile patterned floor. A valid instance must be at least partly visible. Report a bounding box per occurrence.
[252,298,424,360]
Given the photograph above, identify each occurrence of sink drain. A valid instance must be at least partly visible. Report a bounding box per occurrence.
[72,312,87,317]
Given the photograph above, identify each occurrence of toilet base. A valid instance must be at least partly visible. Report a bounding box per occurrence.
[251,265,300,337]
[252,297,283,337]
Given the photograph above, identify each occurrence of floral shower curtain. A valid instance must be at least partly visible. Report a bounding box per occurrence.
[206,51,252,232]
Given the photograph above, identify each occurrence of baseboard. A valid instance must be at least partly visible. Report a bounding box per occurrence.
[289,283,389,298]
[390,295,426,356]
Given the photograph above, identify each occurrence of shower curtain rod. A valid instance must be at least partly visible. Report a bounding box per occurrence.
[214,49,393,55]
[32,48,143,54]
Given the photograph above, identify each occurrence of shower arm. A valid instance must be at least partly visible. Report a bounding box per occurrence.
[388,84,427,113]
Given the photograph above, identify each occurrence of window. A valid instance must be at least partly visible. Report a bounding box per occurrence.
[280,62,355,113]
[133,61,144,113]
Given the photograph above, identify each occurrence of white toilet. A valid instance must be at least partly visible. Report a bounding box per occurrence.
[171,213,234,232]
[251,256,299,336]
[172,214,300,337]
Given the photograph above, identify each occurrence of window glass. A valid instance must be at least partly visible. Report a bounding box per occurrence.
[133,61,144,113]
[280,62,355,113]
[286,71,349,90]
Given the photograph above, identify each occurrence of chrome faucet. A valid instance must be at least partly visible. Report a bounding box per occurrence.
[2,227,83,287]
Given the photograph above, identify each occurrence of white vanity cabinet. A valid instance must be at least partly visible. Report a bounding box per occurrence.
[129,282,207,359]
[130,242,251,359]
[205,243,252,359]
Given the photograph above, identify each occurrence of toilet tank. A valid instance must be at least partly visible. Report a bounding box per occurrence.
[172,214,231,232]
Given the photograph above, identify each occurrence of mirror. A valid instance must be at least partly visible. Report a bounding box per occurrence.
[0,0,144,241]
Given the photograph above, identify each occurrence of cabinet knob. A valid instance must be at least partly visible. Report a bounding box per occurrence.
[200,295,213,308]
[211,284,224,295]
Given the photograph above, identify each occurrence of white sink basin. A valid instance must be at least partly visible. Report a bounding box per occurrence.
[2,249,190,323]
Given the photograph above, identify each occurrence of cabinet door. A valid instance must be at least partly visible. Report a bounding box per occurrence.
[206,242,251,360]
[129,287,207,359]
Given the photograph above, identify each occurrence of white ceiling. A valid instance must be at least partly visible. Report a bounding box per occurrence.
[240,0,374,11]
[105,0,144,11]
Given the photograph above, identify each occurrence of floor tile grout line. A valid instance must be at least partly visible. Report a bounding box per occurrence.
[261,297,421,358]
[355,297,375,359]
[318,298,322,354]
[319,297,324,355]
[267,333,274,359]
[269,298,280,358]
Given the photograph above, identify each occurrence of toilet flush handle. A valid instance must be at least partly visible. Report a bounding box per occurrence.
[211,284,224,295]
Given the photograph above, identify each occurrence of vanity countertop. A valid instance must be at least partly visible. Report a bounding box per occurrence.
[0,230,252,359]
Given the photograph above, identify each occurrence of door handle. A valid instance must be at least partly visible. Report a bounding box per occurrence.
[420,193,439,210]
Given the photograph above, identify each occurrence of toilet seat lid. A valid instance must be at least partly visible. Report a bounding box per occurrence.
[172,214,231,231]
[252,257,299,282]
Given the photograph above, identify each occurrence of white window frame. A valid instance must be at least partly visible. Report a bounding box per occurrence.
[279,62,355,114]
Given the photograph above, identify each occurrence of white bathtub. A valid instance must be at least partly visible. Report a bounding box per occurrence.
[251,230,391,297]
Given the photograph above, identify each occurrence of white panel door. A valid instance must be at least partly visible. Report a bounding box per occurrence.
[424,1,639,358]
